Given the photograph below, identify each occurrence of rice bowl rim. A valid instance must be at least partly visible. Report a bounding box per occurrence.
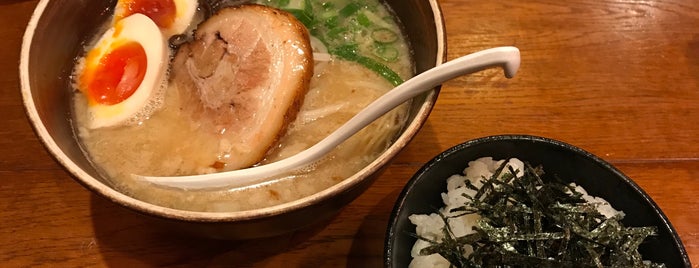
[384,134,690,267]
[20,0,446,222]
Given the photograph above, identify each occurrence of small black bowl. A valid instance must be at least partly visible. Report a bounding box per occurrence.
[384,135,690,267]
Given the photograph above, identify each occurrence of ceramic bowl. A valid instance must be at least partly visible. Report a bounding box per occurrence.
[385,135,690,267]
[20,0,446,239]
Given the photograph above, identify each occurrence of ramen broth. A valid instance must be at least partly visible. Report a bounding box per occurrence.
[72,1,414,212]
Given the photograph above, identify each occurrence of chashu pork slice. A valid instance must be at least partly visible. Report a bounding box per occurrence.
[170,4,313,171]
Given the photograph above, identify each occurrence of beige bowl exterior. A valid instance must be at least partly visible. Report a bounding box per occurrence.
[20,0,446,239]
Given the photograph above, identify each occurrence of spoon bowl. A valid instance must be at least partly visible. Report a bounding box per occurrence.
[139,46,521,189]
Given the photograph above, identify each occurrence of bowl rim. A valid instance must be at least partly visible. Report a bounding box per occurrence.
[19,0,447,222]
[384,134,691,267]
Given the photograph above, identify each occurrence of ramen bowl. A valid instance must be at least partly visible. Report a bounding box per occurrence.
[385,135,691,267]
[20,0,446,239]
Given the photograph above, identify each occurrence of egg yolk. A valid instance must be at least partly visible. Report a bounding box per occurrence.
[83,42,148,105]
[118,0,176,29]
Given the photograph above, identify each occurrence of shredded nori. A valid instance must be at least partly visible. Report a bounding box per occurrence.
[415,160,665,268]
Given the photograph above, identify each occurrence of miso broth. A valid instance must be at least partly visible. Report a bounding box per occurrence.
[72,0,415,212]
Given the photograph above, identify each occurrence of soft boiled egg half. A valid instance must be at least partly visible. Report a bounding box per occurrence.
[113,0,199,37]
[77,13,168,129]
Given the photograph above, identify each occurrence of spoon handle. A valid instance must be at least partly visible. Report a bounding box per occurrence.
[139,46,521,189]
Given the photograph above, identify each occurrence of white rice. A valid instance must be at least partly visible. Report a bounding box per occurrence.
[408,157,623,267]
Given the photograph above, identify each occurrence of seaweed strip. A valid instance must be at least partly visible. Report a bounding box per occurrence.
[413,159,665,268]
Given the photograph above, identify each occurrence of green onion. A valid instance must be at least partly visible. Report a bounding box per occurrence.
[257,0,405,86]
[283,8,314,28]
[371,28,397,44]
[332,45,404,86]
[326,27,350,40]
[321,2,334,10]
[372,44,398,62]
[273,0,290,6]
[339,2,361,17]
[324,15,339,28]
[356,12,372,27]
[303,0,312,14]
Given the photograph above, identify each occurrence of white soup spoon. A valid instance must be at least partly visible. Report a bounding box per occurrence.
[137,46,521,189]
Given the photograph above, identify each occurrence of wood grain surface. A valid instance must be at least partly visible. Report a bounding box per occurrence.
[1,0,698,267]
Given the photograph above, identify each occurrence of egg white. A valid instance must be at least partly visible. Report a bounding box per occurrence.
[113,0,199,37]
[81,13,168,129]
[169,0,199,36]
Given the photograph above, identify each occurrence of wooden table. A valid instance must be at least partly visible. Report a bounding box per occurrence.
[2,0,698,267]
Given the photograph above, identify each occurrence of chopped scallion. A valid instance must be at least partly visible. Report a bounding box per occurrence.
[332,45,404,86]
[339,2,361,17]
[356,12,372,27]
[372,45,399,62]
[371,28,398,44]
[257,0,406,86]
[283,8,314,28]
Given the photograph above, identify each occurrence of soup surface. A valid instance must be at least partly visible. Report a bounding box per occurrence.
[72,0,415,212]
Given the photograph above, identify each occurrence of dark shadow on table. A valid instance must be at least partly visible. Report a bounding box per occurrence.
[0,0,37,8]
[343,118,439,267]
[89,194,329,267]
[346,188,403,268]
